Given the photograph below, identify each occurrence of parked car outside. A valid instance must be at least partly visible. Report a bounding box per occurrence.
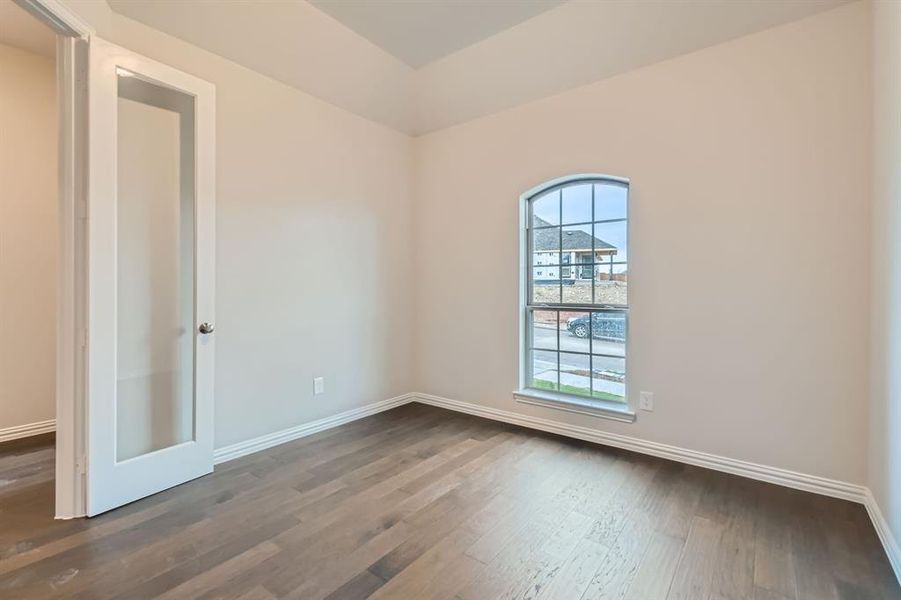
[566,313,626,342]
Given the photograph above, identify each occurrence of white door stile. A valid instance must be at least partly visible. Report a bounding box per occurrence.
[86,38,215,516]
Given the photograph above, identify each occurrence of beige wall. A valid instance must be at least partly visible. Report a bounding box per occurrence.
[56,2,881,493]
[0,43,58,432]
[61,4,417,449]
[870,0,901,554]
[413,2,871,484]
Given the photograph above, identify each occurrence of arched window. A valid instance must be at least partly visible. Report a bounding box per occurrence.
[518,175,632,420]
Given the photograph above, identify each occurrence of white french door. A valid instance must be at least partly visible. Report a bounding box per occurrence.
[86,38,216,516]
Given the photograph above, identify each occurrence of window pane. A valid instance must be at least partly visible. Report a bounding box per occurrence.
[525,178,628,406]
[531,269,561,304]
[589,310,627,345]
[593,220,627,263]
[559,352,592,398]
[561,224,593,257]
[532,189,560,226]
[532,251,560,270]
[594,263,627,306]
[532,226,561,264]
[531,349,559,392]
[591,356,626,403]
[594,183,628,221]
[562,183,592,225]
[530,310,559,351]
[590,312,626,358]
[559,311,591,354]
[560,253,572,279]
[562,279,591,304]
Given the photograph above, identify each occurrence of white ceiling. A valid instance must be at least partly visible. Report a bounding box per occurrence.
[106,0,851,135]
[0,0,56,58]
[107,0,415,133]
[309,0,565,68]
[412,0,850,133]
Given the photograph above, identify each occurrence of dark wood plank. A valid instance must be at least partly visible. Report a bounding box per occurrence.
[0,432,55,456]
[0,404,897,600]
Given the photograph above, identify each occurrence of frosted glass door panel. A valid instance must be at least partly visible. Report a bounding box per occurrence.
[116,74,195,462]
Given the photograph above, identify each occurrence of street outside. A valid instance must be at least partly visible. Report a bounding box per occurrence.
[531,325,626,400]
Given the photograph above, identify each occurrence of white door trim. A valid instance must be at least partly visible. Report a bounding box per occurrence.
[14,0,93,38]
[53,35,88,518]
[55,34,91,519]
[13,0,92,520]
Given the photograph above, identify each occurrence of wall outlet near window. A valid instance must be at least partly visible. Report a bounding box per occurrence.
[313,377,325,395]
[639,391,654,411]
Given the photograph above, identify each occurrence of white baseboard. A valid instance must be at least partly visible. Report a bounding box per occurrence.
[210,390,867,503]
[206,389,898,586]
[864,490,901,586]
[412,393,901,587]
[411,393,867,504]
[212,393,414,464]
[0,419,55,443]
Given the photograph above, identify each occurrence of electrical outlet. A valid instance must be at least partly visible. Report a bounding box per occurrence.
[639,391,654,411]
[313,377,325,395]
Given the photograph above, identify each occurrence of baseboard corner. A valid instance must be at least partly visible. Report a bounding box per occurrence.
[864,489,901,586]
[409,392,867,504]
[207,389,899,587]
[212,393,415,465]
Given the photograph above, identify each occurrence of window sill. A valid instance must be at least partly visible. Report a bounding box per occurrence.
[513,389,636,424]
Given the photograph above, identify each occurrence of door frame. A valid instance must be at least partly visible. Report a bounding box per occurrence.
[14,0,93,518]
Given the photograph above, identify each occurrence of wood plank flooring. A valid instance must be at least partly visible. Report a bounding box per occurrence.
[0,404,898,599]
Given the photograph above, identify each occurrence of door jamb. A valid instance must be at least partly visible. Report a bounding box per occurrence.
[14,0,92,38]
[13,0,93,518]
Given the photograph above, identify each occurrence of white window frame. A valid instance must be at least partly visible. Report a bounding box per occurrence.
[515,174,636,423]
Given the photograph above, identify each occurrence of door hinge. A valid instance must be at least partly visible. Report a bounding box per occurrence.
[77,454,87,476]
[78,328,87,349]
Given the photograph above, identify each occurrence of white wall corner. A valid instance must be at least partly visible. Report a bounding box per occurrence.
[212,390,870,505]
[864,490,901,587]
[410,392,901,584]
[212,393,416,465]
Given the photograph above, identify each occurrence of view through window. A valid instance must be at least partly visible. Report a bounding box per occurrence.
[525,178,628,404]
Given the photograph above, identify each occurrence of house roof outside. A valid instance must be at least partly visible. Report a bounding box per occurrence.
[533,217,617,254]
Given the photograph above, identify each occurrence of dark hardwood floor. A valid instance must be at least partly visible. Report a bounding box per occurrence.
[0,404,898,599]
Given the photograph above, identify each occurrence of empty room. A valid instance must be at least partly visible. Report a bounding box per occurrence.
[0,0,899,598]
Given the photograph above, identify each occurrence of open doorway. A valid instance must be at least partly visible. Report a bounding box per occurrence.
[1,0,90,520]
[2,0,216,519]
[0,0,61,496]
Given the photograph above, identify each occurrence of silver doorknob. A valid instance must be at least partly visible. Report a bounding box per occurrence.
[198,322,214,334]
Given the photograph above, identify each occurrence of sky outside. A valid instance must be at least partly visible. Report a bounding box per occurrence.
[532,183,628,262]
